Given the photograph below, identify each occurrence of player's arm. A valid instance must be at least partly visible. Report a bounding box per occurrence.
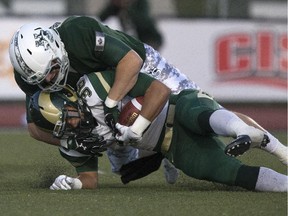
[50,148,99,190]
[28,123,60,146]
[116,74,171,143]
[78,171,98,189]
[49,171,98,190]
[136,79,170,122]
[26,95,60,146]
[98,33,143,108]
[127,73,171,121]
[107,50,143,104]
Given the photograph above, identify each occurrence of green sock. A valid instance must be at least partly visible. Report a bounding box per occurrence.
[235,165,260,190]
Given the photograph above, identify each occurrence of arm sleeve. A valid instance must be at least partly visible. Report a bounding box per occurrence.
[83,71,156,102]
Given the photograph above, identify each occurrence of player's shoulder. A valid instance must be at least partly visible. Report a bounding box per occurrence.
[61,16,101,28]
[58,16,102,42]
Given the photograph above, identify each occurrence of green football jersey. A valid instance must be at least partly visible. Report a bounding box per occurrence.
[14,16,146,96]
[14,16,147,122]
[57,16,146,74]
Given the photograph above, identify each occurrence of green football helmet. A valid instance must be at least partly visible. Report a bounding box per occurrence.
[29,86,96,139]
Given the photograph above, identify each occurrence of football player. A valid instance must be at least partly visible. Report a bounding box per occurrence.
[98,0,163,50]
[9,16,286,182]
[9,16,189,182]
[29,71,287,191]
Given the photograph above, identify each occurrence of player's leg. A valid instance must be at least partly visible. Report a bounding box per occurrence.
[233,112,287,165]
[167,129,287,192]
[209,109,269,157]
[107,146,139,174]
[174,90,273,160]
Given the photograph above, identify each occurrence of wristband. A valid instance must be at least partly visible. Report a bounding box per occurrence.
[131,115,151,136]
[105,97,118,108]
[71,178,83,189]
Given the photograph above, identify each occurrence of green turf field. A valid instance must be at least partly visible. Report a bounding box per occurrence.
[0,130,287,216]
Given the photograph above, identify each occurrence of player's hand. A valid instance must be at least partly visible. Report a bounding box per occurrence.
[49,175,82,190]
[76,135,108,156]
[115,123,142,145]
[103,103,120,136]
[60,135,107,156]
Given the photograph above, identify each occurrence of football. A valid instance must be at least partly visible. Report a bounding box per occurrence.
[118,96,144,126]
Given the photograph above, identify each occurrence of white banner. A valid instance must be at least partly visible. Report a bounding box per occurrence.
[0,17,287,102]
[159,19,287,102]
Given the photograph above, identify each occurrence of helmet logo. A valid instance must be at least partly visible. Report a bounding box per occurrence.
[34,29,54,51]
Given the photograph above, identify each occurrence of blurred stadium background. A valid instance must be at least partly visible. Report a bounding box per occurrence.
[0,0,287,130]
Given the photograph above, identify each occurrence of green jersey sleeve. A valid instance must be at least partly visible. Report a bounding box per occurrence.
[57,16,145,74]
[81,70,156,102]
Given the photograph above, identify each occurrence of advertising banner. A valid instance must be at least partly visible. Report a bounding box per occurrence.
[160,19,287,102]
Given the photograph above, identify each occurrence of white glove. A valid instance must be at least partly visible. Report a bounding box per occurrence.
[50,175,82,190]
[115,123,142,145]
[115,115,151,145]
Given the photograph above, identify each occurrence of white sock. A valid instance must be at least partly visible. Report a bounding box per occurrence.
[262,132,288,165]
[255,167,288,192]
[209,109,246,137]
[264,132,283,152]
[209,109,264,142]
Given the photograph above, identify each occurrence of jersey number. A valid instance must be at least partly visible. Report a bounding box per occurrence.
[77,79,92,100]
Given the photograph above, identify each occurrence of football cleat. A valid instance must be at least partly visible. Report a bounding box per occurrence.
[225,134,270,157]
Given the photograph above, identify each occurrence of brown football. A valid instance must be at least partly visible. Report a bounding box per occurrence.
[118,96,144,126]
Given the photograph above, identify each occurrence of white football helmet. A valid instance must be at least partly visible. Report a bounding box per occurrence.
[9,23,69,92]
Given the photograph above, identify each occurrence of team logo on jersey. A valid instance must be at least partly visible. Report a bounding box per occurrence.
[95,31,105,51]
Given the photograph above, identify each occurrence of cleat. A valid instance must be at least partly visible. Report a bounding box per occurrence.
[225,134,270,157]
[224,135,252,157]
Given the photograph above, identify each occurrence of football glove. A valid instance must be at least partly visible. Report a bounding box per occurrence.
[115,123,142,145]
[60,134,107,156]
[49,175,82,190]
[115,115,151,145]
[103,102,120,136]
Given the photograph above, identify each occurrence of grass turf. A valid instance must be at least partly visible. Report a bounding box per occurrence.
[0,130,287,216]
